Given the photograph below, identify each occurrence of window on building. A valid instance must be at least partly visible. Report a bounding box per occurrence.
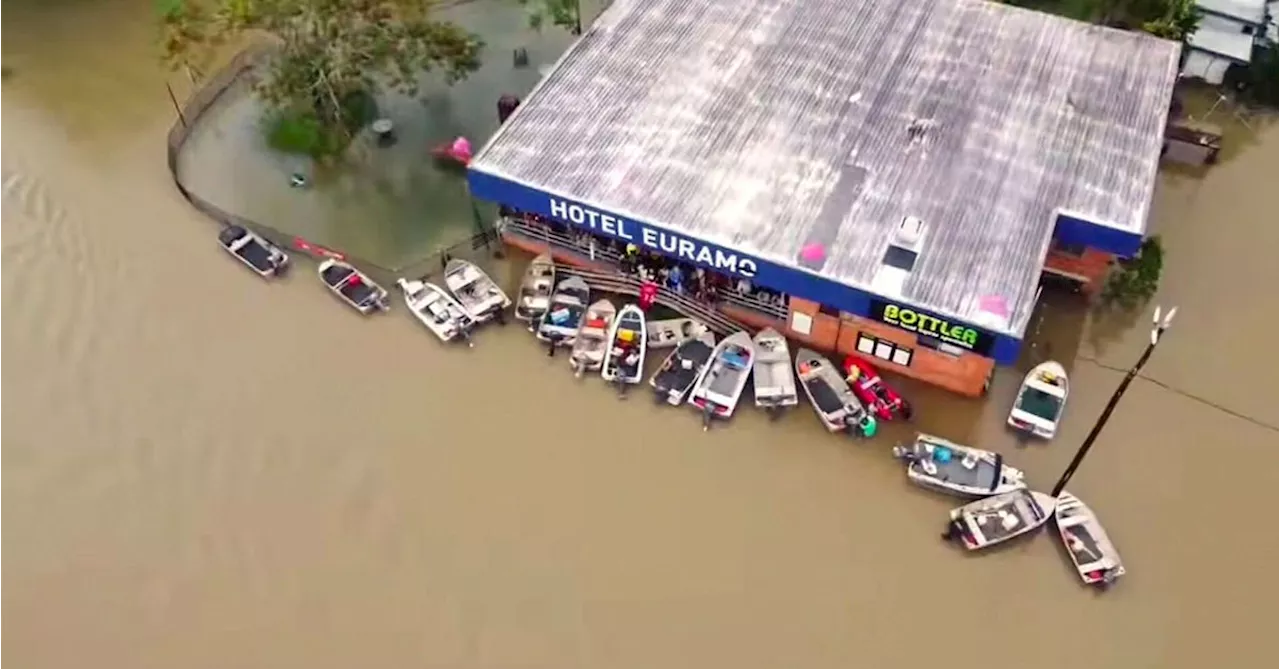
[819,303,841,317]
[882,245,919,271]
[1051,238,1088,258]
[856,333,914,367]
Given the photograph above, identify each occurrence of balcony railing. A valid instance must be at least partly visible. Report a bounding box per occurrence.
[500,217,790,322]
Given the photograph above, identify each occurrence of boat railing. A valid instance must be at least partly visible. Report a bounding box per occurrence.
[500,217,790,322]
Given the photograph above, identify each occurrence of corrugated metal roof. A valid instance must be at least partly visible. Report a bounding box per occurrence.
[472,0,1180,334]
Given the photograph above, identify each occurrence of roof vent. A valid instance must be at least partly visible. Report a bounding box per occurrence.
[895,216,925,249]
[871,217,927,296]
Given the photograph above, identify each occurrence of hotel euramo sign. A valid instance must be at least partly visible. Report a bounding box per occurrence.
[548,197,760,278]
[465,168,1024,364]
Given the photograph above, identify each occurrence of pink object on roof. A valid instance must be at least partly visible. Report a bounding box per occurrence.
[799,243,827,264]
[978,294,1010,318]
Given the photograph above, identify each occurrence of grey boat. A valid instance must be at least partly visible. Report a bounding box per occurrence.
[795,348,876,438]
[650,331,717,406]
[892,433,1026,498]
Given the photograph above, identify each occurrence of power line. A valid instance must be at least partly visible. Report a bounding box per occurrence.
[1077,354,1279,433]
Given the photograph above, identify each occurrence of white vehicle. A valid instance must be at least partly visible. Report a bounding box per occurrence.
[689,330,755,429]
[942,489,1057,552]
[1055,492,1126,589]
[891,433,1025,498]
[795,348,875,437]
[650,331,717,406]
[752,328,798,413]
[444,259,510,323]
[1008,361,1068,439]
[396,278,475,344]
[569,300,617,377]
[318,259,389,314]
[601,304,647,391]
[218,225,289,278]
[536,276,591,346]
[514,253,555,324]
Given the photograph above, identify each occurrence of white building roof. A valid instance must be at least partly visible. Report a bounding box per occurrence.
[1188,22,1257,60]
[473,0,1181,334]
[1195,0,1268,23]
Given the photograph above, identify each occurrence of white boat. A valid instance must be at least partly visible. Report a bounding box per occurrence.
[444,258,511,323]
[318,259,389,314]
[891,433,1026,498]
[752,328,798,412]
[536,276,591,345]
[942,489,1057,552]
[650,331,717,406]
[689,330,755,428]
[1055,492,1126,589]
[794,348,876,437]
[569,300,617,377]
[218,224,289,278]
[1008,361,1068,439]
[514,254,555,323]
[396,278,475,344]
[601,304,647,389]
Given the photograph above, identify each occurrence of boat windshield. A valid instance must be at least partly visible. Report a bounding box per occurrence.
[1016,388,1062,421]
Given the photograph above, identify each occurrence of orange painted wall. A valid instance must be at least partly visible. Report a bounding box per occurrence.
[1044,248,1114,293]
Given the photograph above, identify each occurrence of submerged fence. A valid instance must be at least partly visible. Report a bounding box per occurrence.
[164,45,500,286]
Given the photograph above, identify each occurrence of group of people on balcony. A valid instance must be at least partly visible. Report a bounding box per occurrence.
[507,211,788,312]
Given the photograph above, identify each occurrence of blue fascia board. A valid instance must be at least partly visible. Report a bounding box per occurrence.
[1053,210,1145,258]
[469,167,1025,364]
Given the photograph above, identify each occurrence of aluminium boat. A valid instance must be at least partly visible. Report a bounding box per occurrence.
[318,259,389,314]
[891,433,1025,498]
[752,328,799,413]
[650,331,717,406]
[795,348,876,438]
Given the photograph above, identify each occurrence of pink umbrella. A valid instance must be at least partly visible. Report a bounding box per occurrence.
[799,243,827,265]
[978,294,1010,318]
[450,136,473,161]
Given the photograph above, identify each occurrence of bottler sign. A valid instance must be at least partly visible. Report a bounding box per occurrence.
[868,299,995,356]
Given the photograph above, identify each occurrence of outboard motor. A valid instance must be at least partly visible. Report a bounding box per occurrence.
[891,444,916,461]
[497,95,521,124]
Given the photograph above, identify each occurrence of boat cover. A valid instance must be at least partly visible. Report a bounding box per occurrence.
[805,378,845,414]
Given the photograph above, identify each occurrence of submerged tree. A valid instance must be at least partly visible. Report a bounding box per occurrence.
[1101,236,1165,309]
[517,0,582,34]
[1139,0,1201,42]
[159,0,484,156]
[999,0,1201,42]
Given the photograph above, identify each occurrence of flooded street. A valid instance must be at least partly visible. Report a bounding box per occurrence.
[3,1,1276,668]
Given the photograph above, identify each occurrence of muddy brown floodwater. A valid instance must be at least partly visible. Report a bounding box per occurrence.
[3,1,1277,668]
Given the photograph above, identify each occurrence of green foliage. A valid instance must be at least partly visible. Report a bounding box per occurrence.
[158,0,484,149]
[1101,236,1165,309]
[1005,0,1201,41]
[1140,0,1201,41]
[517,0,581,34]
[266,109,339,157]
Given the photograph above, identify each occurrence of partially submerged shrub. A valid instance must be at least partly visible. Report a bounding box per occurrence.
[1101,236,1164,309]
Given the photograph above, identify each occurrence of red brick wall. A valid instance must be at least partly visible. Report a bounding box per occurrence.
[1044,248,1114,293]
[835,313,994,397]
